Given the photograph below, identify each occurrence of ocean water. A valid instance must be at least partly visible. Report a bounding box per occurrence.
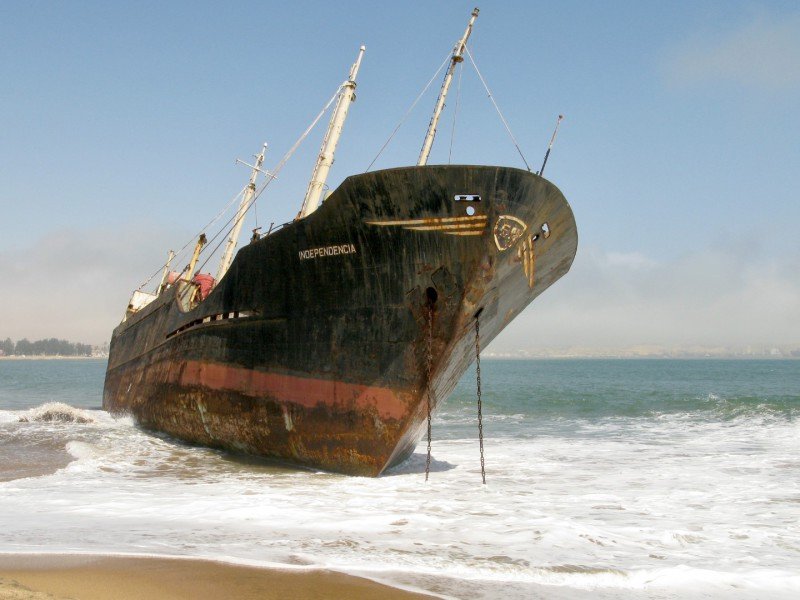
[1,358,798,599]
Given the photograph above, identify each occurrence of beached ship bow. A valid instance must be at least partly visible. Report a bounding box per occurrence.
[345,165,578,471]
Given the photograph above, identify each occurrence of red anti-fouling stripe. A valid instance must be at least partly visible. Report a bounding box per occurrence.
[169,360,409,420]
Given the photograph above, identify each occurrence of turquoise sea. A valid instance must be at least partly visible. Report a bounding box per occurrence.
[1,358,798,599]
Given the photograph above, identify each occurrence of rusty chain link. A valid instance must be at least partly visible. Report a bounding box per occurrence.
[475,316,486,484]
[425,305,434,481]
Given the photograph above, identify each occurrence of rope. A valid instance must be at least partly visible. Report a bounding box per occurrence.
[464,45,532,172]
[475,315,486,484]
[448,61,464,164]
[364,51,453,172]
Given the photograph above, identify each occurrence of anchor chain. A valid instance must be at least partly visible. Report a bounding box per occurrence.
[475,316,486,484]
[425,305,434,481]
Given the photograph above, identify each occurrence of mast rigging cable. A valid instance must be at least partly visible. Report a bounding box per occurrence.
[136,185,247,291]
[464,45,532,172]
[364,51,453,172]
[448,61,464,164]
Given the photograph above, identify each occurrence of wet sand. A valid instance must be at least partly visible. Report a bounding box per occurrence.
[0,554,434,600]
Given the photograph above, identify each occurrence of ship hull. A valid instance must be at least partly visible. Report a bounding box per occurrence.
[103,165,577,475]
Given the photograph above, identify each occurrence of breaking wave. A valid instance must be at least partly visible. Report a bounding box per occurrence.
[17,402,95,424]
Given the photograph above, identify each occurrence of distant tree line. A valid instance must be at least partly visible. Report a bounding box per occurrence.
[0,337,93,357]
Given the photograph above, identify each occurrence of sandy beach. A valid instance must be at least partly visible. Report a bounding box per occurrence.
[0,554,433,600]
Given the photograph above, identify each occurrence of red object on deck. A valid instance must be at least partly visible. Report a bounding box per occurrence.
[192,274,216,300]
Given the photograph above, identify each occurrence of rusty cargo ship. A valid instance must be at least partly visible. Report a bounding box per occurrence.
[103,9,578,476]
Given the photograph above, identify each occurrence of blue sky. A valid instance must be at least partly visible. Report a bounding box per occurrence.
[1,1,798,349]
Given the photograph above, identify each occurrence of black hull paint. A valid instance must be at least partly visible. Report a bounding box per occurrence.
[103,165,578,475]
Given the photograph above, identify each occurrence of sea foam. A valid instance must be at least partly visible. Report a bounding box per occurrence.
[18,402,94,424]
[1,359,799,600]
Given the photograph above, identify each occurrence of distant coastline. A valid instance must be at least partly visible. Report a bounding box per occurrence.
[1,353,795,362]
[485,345,800,360]
[0,337,108,360]
[3,339,797,361]
[483,354,799,360]
[0,355,107,360]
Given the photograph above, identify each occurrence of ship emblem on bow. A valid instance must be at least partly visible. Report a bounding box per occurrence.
[365,214,487,236]
[493,215,527,251]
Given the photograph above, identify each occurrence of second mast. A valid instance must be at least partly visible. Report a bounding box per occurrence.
[417,8,479,166]
[299,45,366,219]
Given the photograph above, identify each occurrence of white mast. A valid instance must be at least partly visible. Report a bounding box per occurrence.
[418,8,479,166]
[216,144,267,282]
[299,45,366,219]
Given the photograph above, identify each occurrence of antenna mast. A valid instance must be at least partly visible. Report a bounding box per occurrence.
[417,7,479,166]
[299,45,366,219]
[216,144,267,282]
[538,115,563,176]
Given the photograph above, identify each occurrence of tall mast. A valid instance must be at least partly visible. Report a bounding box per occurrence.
[216,144,267,282]
[299,45,366,219]
[418,7,479,166]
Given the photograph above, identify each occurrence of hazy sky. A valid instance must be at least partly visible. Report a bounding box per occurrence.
[1,1,798,349]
